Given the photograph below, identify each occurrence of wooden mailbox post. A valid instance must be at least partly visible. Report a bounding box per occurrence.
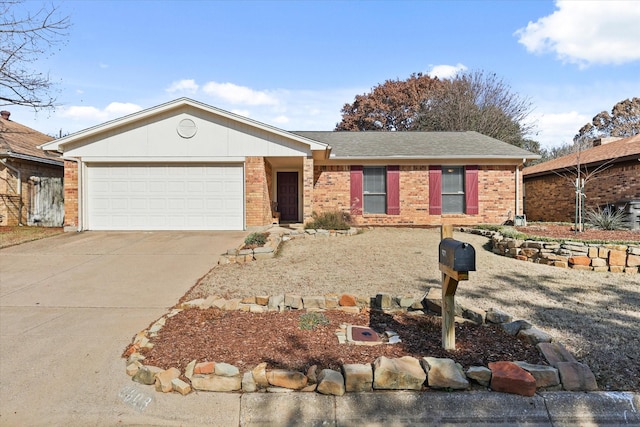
[439,224,475,350]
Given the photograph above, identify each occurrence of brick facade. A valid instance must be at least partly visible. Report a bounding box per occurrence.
[312,164,520,226]
[524,159,640,222]
[0,159,64,226]
[245,157,274,227]
[63,160,79,229]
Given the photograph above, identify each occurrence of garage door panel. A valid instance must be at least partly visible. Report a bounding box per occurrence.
[87,164,244,230]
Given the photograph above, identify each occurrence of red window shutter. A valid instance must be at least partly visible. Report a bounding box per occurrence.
[386,165,400,215]
[429,166,442,215]
[465,165,479,215]
[350,166,363,215]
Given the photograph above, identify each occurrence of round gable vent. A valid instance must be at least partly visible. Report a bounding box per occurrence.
[177,118,197,138]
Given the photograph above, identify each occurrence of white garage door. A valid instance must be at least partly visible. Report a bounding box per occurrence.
[86,164,244,230]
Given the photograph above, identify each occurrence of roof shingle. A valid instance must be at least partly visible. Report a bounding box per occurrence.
[0,117,60,162]
[523,134,640,177]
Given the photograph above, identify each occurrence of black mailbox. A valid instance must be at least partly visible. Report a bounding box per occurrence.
[439,238,476,272]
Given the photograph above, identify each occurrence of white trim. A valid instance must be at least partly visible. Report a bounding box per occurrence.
[80,156,246,163]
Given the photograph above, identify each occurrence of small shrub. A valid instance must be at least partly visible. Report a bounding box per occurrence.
[585,206,629,230]
[299,312,330,330]
[304,210,352,230]
[244,232,268,247]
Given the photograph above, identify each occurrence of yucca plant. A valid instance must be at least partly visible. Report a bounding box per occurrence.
[585,206,629,230]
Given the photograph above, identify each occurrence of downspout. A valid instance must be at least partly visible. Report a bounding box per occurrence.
[63,157,83,232]
[0,157,23,225]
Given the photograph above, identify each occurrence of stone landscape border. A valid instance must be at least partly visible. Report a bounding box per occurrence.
[463,227,640,274]
[124,291,598,398]
[124,225,608,398]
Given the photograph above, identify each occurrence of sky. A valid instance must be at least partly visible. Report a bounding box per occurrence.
[7,0,640,149]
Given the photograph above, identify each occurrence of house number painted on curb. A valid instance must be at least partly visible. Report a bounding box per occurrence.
[119,385,153,412]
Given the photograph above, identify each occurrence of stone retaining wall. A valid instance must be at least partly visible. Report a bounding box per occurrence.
[218,226,359,264]
[124,291,597,398]
[465,228,640,274]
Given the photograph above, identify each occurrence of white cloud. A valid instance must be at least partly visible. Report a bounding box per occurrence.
[272,115,290,124]
[99,63,109,69]
[202,81,279,106]
[515,0,640,66]
[427,63,468,79]
[59,102,142,122]
[166,79,199,94]
[528,110,590,148]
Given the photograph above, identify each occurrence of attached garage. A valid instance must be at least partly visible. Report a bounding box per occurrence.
[86,163,244,230]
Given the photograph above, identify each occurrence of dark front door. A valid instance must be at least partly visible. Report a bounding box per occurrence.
[277,172,298,221]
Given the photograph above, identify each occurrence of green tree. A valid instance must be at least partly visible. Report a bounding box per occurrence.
[1,0,70,110]
[574,97,640,145]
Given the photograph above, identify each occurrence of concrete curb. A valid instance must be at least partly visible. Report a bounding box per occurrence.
[238,391,640,426]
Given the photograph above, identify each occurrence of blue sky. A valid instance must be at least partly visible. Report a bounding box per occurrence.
[9,0,640,148]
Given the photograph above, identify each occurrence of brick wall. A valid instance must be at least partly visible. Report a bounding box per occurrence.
[524,159,640,222]
[312,164,519,226]
[245,157,273,227]
[63,160,78,229]
[302,157,314,223]
[0,159,63,226]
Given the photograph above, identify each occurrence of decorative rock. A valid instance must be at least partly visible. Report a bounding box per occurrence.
[126,361,142,376]
[424,288,462,316]
[172,378,191,395]
[325,295,339,309]
[267,369,308,390]
[568,256,590,266]
[302,296,326,309]
[461,306,485,324]
[339,294,357,306]
[184,359,196,380]
[590,258,607,267]
[255,295,269,306]
[517,328,553,345]
[241,296,256,304]
[224,298,241,311]
[132,365,164,385]
[300,384,317,392]
[242,371,257,392]
[422,357,469,390]
[267,387,294,393]
[249,304,267,313]
[373,356,426,390]
[306,365,318,384]
[268,295,284,311]
[466,366,492,387]
[500,320,532,336]
[342,363,373,392]
[609,250,627,266]
[215,362,240,377]
[194,361,215,374]
[285,294,303,309]
[155,367,181,393]
[375,293,394,310]
[536,342,577,367]
[317,369,345,396]
[514,362,560,389]
[397,296,415,308]
[486,308,513,324]
[191,374,242,392]
[627,254,640,267]
[610,265,625,273]
[338,306,360,313]
[489,361,536,397]
[252,362,269,388]
[556,362,598,391]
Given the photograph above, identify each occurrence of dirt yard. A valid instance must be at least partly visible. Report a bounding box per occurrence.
[0,226,64,249]
[180,226,640,391]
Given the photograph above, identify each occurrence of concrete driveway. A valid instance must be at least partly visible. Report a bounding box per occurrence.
[0,231,247,426]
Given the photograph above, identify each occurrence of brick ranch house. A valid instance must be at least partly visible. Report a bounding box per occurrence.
[39,98,539,231]
[523,134,640,228]
[1,110,64,226]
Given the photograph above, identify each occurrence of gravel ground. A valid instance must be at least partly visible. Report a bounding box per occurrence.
[188,227,640,391]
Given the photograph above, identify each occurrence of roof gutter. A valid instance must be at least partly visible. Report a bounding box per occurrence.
[1,151,63,166]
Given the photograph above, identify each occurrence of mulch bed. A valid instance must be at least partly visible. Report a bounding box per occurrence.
[514,224,639,242]
[134,308,544,373]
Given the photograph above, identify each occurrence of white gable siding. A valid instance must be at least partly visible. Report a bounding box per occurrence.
[64,110,312,160]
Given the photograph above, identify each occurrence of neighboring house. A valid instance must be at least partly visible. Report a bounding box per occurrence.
[523,134,640,227]
[0,110,64,226]
[40,98,538,231]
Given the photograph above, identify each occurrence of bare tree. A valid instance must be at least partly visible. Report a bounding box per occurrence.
[415,70,535,148]
[0,0,70,110]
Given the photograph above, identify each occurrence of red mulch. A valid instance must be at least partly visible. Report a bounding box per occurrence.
[134,308,544,373]
[515,224,639,242]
